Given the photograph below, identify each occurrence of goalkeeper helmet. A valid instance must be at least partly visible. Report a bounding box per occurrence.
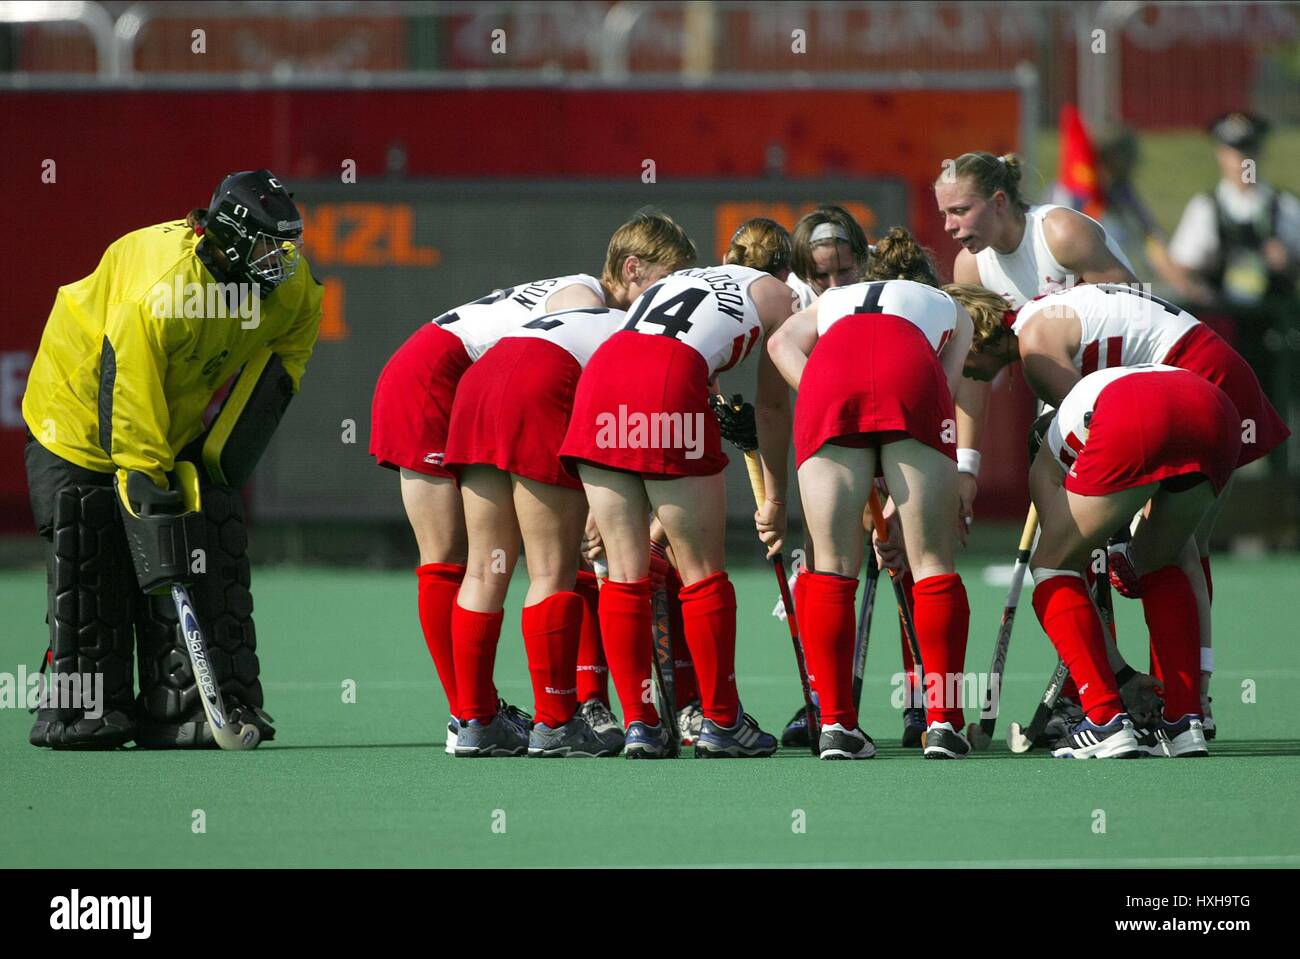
[200,169,303,294]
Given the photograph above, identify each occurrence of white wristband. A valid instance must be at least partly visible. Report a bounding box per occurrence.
[957,448,981,477]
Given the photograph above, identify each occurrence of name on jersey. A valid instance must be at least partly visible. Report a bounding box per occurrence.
[510,278,562,311]
[682,270,746,321]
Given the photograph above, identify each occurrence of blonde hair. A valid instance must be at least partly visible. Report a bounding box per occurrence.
[602,209,697,290]
[945,283,1016,352]
[724,217,791,276]
[790,205,870,282]
[865,226,941,288]
[937,152,1031,214]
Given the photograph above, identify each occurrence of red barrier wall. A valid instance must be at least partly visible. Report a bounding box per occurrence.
[0,87,1026,530]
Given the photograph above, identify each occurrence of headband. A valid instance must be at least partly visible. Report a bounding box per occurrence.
[809,223,851,245]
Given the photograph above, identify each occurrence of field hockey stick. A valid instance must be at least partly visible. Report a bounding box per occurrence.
[866,491,924,684]
[648,557,682,754]
[741,450,818,756]
[850,502,881,715]
[968,504,1039,750]
[1007,659,1070,753]
[171,583,260,750]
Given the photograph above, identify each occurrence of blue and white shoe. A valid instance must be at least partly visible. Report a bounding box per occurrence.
[1154,714,1209,758]
[901,707,927,748]
[455,705,530,758]
[780,692,821,748]
[444,716,460,756]
[695,709,778,758]
[624,720,674,759]
[528,714,623,758]
[1051,712,1142,759]
[498,699,533,736]
[922,721,970,760]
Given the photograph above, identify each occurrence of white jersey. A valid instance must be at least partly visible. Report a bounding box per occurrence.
[788,273,819,310]
[503,307,627,368]
[1046,364,1183,474]
[431,273,605,361]
[976,204,1135,308]
[622,265,766,376]
[1015,283,1199,376]
[816,279,958,353]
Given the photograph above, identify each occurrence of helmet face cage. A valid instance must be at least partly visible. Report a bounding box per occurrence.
[204,171,303,293]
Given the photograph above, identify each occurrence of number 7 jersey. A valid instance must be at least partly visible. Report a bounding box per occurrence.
[621,265,767,376]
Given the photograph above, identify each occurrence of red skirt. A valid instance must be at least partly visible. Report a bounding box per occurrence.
[370,323,471,478]
[794,313,957,468]
[1162,322,1290,468]
[444,337,583,490]
[559,331,728,479]
[1066,369,1241,496]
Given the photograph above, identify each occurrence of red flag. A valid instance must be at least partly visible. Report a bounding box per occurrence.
[1058,104,1104,219]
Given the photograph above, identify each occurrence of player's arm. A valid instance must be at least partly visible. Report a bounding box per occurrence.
[544,282,604,312]
[103,301,177,489]
[1017,313,1081,408]
[950,249,991,536]
[942,304,976,544]
[765,304,818,391]
[201,267,323,487]
[1042,207,1138,285]
[750,276,797,557]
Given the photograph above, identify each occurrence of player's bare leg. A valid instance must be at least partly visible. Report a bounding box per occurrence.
[452,465,528,756]
[401,468,473,751]
[795,444,876,758]
[881,439,969,755]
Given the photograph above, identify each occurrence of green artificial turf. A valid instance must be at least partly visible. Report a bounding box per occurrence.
[1,558,1298,868]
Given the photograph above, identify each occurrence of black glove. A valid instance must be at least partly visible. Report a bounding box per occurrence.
[709,393,757,452]
[1027,408,1057,462]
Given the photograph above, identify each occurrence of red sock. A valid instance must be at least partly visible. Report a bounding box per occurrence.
[678,572,740,725]
[451,601,505,723]
[598,578,657,726]
[911,573,970,729]
[522,591,585,728]
[799,571,858,729]
[1032,574,1123,724]
[1139,566,1202,720]
[416,563,464,716]
[667,568,698,708]
[574,570,609,705]
[1200,555,1213,605]
[897,570,919,706]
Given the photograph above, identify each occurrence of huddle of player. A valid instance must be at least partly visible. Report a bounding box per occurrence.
[373,151,1289,762]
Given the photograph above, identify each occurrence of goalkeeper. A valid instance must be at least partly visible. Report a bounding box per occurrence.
[22,169,322,748]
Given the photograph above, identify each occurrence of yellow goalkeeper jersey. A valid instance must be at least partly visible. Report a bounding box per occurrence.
[23,219,322,487]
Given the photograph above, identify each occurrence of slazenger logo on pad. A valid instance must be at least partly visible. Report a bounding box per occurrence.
[50,889,151,939]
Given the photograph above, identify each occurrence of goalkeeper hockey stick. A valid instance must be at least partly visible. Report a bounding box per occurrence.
[171,583,260,750]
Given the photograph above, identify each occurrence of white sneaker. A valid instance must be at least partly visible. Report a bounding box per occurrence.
[1155,715,1209,758]
[444,717,459,755]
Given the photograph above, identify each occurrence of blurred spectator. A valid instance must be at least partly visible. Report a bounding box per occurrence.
[1165,112,1300,472]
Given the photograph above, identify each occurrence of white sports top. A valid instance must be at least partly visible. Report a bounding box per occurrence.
[816,279,958,353]
[503,307,628,368]
[788,273,819,310]
[1046,364,1183,474]
[622,265,766,376]
[976,204,1135,308]
[1014,283,1199,375]
[432,274,605,361]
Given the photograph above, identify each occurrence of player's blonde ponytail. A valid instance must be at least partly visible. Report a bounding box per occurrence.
[724,217,792,277]
[865,227,941,288]
[945,283,1017,352]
